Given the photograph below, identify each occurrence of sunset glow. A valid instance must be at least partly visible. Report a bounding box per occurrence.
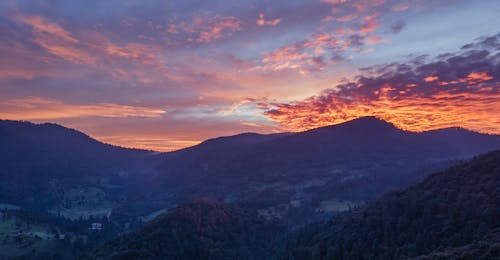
[0,0,499,151]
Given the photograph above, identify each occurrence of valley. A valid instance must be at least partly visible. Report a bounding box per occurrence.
[0,118,499,258]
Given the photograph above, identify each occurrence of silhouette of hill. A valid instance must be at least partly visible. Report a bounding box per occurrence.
[92,200,285,259]
[156,117,500,223]
[92,151,500,259]
[0,120,158,211]
[1,117,499,225]
[1,118,499,258]
[282,151,500,259]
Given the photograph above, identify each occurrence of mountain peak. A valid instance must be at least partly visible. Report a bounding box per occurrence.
[300,116,399,137]
[340,116,395,128]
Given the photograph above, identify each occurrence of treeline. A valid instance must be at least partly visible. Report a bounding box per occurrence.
[0,209,123,259]
[281,151,500,259]
[92,199,287,259]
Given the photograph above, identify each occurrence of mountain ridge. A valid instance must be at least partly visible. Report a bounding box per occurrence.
[1,117,499,227]
[3,117,497,153]
[91,151,500,259]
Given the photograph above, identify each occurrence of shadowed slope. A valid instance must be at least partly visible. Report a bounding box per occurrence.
[283,151,500,259]
[92,200,285,259]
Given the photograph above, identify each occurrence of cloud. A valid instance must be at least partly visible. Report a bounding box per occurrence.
[13,14,95,64]
[13,14,78,43]
[170,15,241,44]
[196,16,241,43]
[336,14,358,22]
[0,0,492,151]
[256,13,283,26]
[392,2,410,12]
[260,34,500,134]
[0,97,165,120]
[359,14,380,35]
[388,20,406,34]
[255,0,412,73]
[321,0,348,4]
[4,13,187,85]
[97,135,200,152]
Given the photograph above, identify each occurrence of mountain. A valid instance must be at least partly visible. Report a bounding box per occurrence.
[91,200,285,259]
[1,118,499,258]
[0,120,160,216]
[155,117,500,223]
[92,151,500,259]
[282,151,500,259]
[1,117,499,226]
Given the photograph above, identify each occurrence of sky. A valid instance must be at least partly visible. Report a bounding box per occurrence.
[0,0,499,151]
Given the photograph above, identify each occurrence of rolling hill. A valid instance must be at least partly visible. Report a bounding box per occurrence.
[156,117,500,223]
[282,151,500,259]
[0,120,161,216]
[1,117,499,225]
[91,200,285,259]
[92,151,500,259]
[1,118,499,258]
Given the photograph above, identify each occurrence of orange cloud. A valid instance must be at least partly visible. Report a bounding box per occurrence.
[424,76,439,82]
[262,91,500,134]
[98,135,200,152]
[0,97,165,120]
[467,71,493,81]
[260,38,500,135]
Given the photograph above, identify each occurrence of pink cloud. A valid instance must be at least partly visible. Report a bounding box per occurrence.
[13,14,78,43]
[256,13,283,26]
[167,24,178,34]
[197,16,241,43]
[322,0,348,4]
[359,14,380,35]
[366,35,387,44]
[336,14,358,22]
[171,15,241,44]
[13,14,95,64]
[392,2,410,11]
[256,0,414,74]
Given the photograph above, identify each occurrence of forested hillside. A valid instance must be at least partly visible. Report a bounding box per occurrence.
[92,200,285,259]
[282,151,500,259]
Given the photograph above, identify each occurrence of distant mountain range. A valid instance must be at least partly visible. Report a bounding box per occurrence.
[1,117,499,223]
[0,117,499,259]
[156,116,500,223]
[92,151,500,259]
